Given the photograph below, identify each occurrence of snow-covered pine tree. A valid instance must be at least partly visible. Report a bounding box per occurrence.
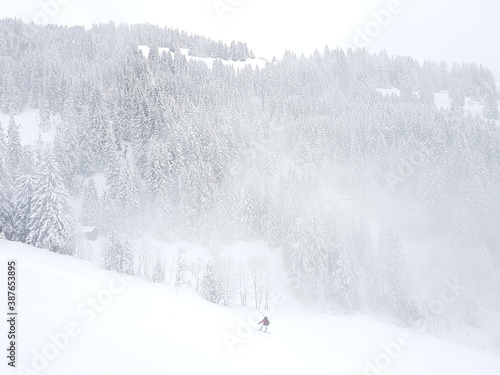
[277,166,304,242]
[105,146,122,198]
[200,260,221,304]
[152,253,166,283]
[378,229,417,324]
[417,156,448,233]
[332,214,359,310]
[283,216,309,299]
[116,161,143,236]
[53,117,80,192]
[0,158,14,239]
[121,235,134,275]
[175,248,187,290]
[213,174,240,243]
[418,157,447,208]
[178,165,200,240]
[12,174,35,242]
[17,145,37,176]
[464,151,490,220]
[26,147,75,254]
[240,186,259,239]
[1,64,24,114]
[483,90,499,120]
[306,208,331,306]
[153,195,173,241]
[100,119,120,175]
[80,178,100,226]
[100,191,117,234]
[103,229,122,272]
[0,120,13,238]
[78,105,96,176]
[130,98,150,177]
[89,89,110,171]
[6,115,22,178]
[103,228,134,274]
[39,96,51,132]
[0,120,6,160]
[262,204,280,249]
[347,134,366,187]
[146,140,174,241]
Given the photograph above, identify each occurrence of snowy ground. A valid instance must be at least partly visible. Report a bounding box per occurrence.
[0,109,58,146]
[376,87,401,97]
[434,91,451,110]
[1,240,500,375]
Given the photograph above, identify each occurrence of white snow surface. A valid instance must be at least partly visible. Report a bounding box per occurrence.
[1,239,500,375]
[0,109,58,146]
[434,90,451,110]
[376,87,401,97]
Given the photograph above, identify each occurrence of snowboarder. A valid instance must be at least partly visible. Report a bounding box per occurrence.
[258,316,270,333]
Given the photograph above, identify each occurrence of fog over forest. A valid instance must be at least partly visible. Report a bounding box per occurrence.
[0,18,499,336]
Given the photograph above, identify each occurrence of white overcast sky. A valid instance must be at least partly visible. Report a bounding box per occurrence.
[1,0,499,82]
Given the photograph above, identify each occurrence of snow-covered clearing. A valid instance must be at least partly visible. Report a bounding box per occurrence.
[0,109,58,146]
[434,91,451,110]
[138,45,267,70]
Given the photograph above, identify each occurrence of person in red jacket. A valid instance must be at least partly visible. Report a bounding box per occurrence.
[258,316,270,332]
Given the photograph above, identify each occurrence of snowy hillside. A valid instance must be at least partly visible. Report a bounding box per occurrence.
[1,19,500,375]
[2,240,500,375]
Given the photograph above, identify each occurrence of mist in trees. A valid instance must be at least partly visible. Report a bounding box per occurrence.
[0,19,499,330]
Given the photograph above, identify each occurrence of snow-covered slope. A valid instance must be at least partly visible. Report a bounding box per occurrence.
[1,240,500,375]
